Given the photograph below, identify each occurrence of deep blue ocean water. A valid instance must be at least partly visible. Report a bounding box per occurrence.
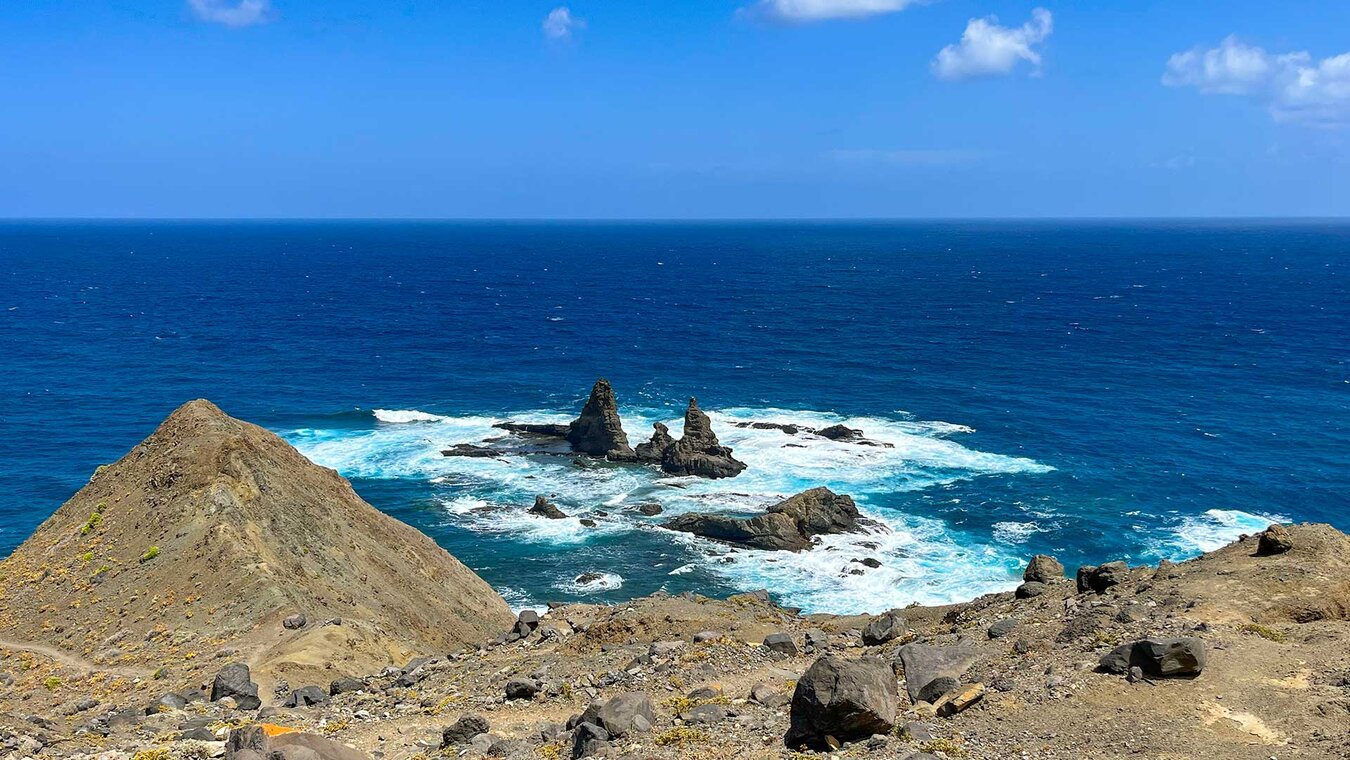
[1,220,1346,613]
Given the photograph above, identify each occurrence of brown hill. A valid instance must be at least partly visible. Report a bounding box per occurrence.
[0,399,513,690]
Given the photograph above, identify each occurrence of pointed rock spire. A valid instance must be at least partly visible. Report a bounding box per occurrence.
[660,398,747,479]
[635,422,675,463]
[566,378,635,459]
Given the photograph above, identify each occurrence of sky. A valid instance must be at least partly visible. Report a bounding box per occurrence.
[1,0,1348,218]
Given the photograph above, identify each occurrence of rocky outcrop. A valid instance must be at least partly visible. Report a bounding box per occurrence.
[1257,524,1293,555]
[493,421,572,437]
[664,487,861,552]
[660,398,747,479]
[529,495,568,520]
[566,379,635,460]
[1024,554,1065,583]
[785,656,898,749]
[1077,561,1130,594]
[0,399,515,690]
[442,444,505,458]
[634,423,675,463]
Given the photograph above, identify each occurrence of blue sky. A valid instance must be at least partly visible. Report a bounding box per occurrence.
[1,0,1347,217]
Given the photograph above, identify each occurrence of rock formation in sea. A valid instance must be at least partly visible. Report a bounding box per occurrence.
[0,399,514,696]
[634,422,675,463]
[565,378,636,460]
[660,397,747,478]
[664,487,860,551]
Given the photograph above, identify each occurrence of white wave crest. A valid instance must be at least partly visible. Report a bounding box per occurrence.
[1165,508,1284,555]
[557,572,623,594]
[373,409,451,424]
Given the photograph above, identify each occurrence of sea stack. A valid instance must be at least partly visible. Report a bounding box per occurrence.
[567,378,635,460]
[660,397,747,478]
[0,399,515,690]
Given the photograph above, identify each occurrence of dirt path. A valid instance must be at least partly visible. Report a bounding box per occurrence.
[0,637,154,679]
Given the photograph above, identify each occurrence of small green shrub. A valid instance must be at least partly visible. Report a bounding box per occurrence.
[141,546,160,562]
[1239,623,1287,643]
[43,676,62,691]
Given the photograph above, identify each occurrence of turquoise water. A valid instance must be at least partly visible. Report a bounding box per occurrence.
[2,220,1346,613]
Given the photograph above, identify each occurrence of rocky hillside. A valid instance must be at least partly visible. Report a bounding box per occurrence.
[1,402,1348,760]
[0,400,514,694]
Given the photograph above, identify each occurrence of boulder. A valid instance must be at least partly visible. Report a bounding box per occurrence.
[505,678,541,700]
[916,676,961,705]
[987,619,1018,639]
[567,379,635,459]
[441,714,491,747]
[785,656,898,749]
[329,677,367,696]
[634,423,676,464]
[897,644,978,704]
[529,496,568,520]
[660,398,747,479]
[210,663,261,710]
[1099,637,1206,677]
[631,502,663,516]
[862,610,906,646]
[283,613,307,630]
[750,683,789,708]
[145,693,188,715]
[595,692,655,737]
[816,424,863,441]
[763,633,798,656]
[1257,524,1293,555]
[513,609,541,638]
[681,704,728,724]
[1015,582,1049,599]
[1023,555,1065,583]
[571,722,610,759]
[282,686,329,708]
[1076,561,1128,594]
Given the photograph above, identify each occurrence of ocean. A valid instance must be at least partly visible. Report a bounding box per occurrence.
[1,220,1346,614]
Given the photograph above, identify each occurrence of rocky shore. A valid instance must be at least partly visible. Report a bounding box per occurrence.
[2,401,1348,760]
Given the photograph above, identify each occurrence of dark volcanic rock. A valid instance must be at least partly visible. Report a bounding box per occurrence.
[529,496,568,520]
[816,424,864,441]
[916,676,961,704]
[504,678,541,700]
[571,722,610,759]
[329,677,367,696]
[1077,561,1129,594]
[282,686,329,708]
[630,502,663,516]
[1015,581,1049,599]
[210,663,261,710]
[494,422,571,438]
[595,692,655,737]
[634,423,676,464]
[1099,637,1206,677]
[1024,554,1065,583]
[282,613,306,630]
[663,487,861,552]
[785,656,898,750]
[441,714,490,747]
[862,610,906,646]
[660,398,747,479]
[566,379,635,460]
[1257,524,1294,555]
[441,444,504,458]
[732,421,803,435]
[897,643,978,704]
[664,511,808,551]
[763,632,799,655]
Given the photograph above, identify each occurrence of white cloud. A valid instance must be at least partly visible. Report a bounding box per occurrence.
[931,8,1052,81]
[543,7,585,40]
[1164,36,1350,127]
[187,0,270,28]
[740,0,921,23]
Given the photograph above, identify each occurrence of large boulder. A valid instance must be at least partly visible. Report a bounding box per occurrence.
[1100,637,1206,678]
[1076,561,1129,594]
[785,656,898,749]
[663,487,862,552]
[861,610,906,646]
[595,692,655,738]
[660,398,747,479]
[566,379,635,460]
[441,714,490,747]
[634,423,675,463]
[210,663,261,710]
[896,643,978,704]
[1023,555,1065,583]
